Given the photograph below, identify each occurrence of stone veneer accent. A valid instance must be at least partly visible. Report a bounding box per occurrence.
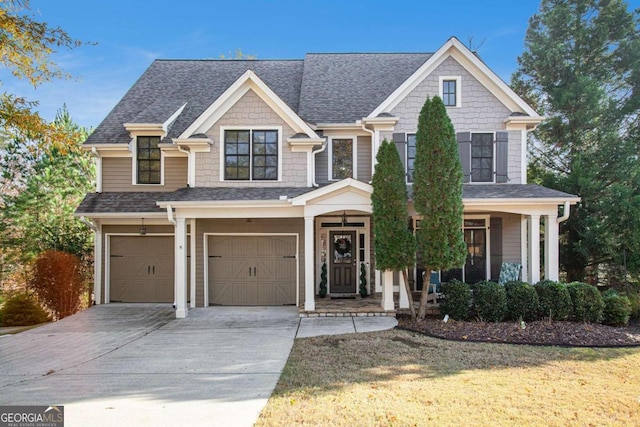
[194,89,308,187]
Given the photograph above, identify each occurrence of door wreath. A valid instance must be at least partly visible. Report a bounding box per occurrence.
[334,237,352,256]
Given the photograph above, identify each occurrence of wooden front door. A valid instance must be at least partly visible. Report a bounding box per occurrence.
[329,231,357,294]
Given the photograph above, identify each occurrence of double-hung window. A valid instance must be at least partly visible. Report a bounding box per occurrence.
[471,133,493,182]
[331,138,353,180]
[224,129,278,180]
[407,134,416,183]
[440,76,461,107]
[137,136,161,184]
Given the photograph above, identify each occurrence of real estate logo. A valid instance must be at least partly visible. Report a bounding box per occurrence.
[0,406,64,427]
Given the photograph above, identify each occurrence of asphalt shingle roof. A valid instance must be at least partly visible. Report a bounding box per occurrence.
[84,53,433,145]
[408,184,578,200]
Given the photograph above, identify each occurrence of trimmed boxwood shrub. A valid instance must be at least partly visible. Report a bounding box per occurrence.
[504,281,540,321]
[0,292,51,327]
[535,280,572,320]
[440,279,471,320]
[602,289,632,326]
[473,281,507,322]
[567,282,604,323]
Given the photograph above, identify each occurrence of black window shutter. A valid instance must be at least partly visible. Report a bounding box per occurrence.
[456,132,471,183]
[490,217,503,282]
[495,131,509,183]
[393,132,406,171]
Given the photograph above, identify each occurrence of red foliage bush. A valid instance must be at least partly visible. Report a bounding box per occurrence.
[29,250,86,319]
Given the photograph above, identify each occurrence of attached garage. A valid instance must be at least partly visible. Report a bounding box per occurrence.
[109,236,174,303]
[208,234,297,306]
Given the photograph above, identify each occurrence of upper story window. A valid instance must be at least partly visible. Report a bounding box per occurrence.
[137,136,161,184]
[331,138,353,180]
[224,129,278,180]
[440,76,461,107]
[407,134,416,183]
[471,133,494,182]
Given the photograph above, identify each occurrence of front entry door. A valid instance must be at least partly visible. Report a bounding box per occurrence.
[330,231,357,293]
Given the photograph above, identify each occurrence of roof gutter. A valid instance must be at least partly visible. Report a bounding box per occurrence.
[311,137,327,187]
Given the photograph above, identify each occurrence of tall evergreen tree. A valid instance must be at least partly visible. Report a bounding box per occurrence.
[371,139,416,319]
[413,96,467,319]
[512,0,640,283]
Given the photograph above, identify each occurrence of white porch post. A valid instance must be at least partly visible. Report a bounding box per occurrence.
[521,216,528,283]
[528,214,541,284]
[175,217,188,318]
[304,216,315,311]
[382,270,394,311]
[398,271,409,308]
[189,219,196,308]
[545,214,559,281]
[93,224,102,305]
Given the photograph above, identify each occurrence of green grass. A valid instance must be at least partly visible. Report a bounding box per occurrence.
[256,329,640,426]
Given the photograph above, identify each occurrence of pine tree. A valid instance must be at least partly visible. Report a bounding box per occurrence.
[371,139,416,319]
[413,96,466,319]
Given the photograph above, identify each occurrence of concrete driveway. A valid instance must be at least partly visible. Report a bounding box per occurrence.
[0,304,300,427]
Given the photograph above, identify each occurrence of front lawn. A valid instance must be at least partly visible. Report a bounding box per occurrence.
[256,330,640,426]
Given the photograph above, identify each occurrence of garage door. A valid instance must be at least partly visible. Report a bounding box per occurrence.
[110,236,174,303]
[208,235,297,305]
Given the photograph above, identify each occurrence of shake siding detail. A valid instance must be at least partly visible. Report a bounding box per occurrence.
[195,218,306,307]
[357,136,372,183]
[102,157,188,192]
[195,89,308,188]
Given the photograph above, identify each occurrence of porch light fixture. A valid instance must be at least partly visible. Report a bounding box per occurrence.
[139,218,146,236]
[341,211,348,227]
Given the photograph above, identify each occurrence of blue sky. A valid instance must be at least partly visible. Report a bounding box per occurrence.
[3,0,639,129]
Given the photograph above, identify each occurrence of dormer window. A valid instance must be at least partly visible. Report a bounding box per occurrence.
[223,128,279,181]
[440,76,461,107]
[137,136,161,184]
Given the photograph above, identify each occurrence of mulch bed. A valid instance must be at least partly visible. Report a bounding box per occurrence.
[398,316,640,347]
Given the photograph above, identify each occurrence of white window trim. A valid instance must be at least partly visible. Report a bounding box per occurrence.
[328,135,358,181]
[439,75,462,108]
[219,126,283,182]
[469,131,496,184]
[131,136,165,186]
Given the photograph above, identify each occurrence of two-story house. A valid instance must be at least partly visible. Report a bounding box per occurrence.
[76,37,579,318]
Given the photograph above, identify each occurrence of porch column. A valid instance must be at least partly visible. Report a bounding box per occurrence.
[382,270,394,311]
[398,271,409,308]
[304,216,315,311]
[190,219,196,308]
[175,217,188,318]
[520,216,528,283]
[545,214,559,281]
[93,223,102,305]
[528,214,541,284]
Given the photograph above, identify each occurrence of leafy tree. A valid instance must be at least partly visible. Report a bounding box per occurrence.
[512,0,640,283]
[0,106,94,284]
[413,96,467,319]
[371,139,416,319]
[0,0,84,150]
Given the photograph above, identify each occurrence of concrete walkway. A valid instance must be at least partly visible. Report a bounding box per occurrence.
[0,304,396,427]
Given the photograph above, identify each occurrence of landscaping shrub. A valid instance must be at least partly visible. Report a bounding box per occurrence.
[0,292,51,326]
[602,289,632,326]
[534,280,572,320]
[504,281,540,321]
[625,284,640,320]
[29,250,86,320]
[440,279,471,320]
[567,282,604,323]
[473,281,507,322]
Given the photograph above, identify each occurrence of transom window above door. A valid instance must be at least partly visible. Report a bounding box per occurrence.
[224,129,279,180]
[331,138,353,180]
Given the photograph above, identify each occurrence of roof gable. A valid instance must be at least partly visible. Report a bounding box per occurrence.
[369,37,539,118]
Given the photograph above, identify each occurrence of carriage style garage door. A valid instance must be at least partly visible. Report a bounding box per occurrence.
[208,235,297,306]
[109,236,174,303]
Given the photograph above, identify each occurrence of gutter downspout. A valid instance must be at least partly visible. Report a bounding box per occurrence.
[166,205,176,225]
[79,216,98,231]
[80,216,101,305]
[311,138,327,187]
[557,201,570,223]
[91,147,102,193]
[177,146,193,187]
